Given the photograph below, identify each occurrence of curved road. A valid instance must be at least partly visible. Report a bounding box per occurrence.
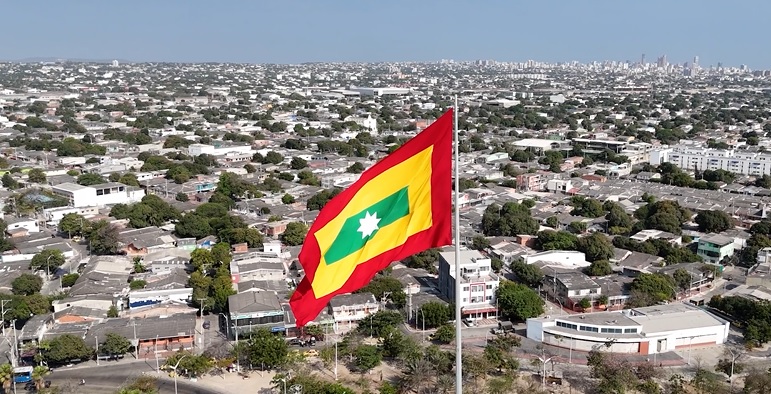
[47,363,223,394]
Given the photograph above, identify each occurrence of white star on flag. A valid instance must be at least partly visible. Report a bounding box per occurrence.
[357,211,381,239]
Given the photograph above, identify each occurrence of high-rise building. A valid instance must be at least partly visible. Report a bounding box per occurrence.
[693,56,699,66]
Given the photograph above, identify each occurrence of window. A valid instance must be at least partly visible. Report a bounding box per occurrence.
[624,328,638,334]
[579,326,599,333]
[462,298,467,303]
[486,296,492,301]
[462,286,469,292]
[486,284,493,290]
[600,328,622,334]
[556,321,578,330]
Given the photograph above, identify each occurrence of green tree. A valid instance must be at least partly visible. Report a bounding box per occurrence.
[30,249,65,273]
[576,232,614,262]
[358,276,404,305]
[117,375,159,394]
[107,305,119,318]
[481,202,538,236]
[418,301,451,328]
[247,328,289,369]
[290,157,308,170]
[567,221,587,234]
[58,213,86,237]
[175,192,189,202]
[510,260,544,287]
[281,193,295,204]
[0,363,12,393]
[279,222,307,246]
[358,310,403,338]
[470,235,490,251]
[347,162,365,174]
[61,273,79,288]
[1,173,18,189]
[586,260,613,276]
[190,248,215,272]
[77,173,106,186]
[129,280,146,290]
[571,197,605,218]
[12,273,43,295]
[496,280,544,321]
[40,334,94,364]
[83,220,122,255]
[353,344,381,373]
[695,210,733,233]
[307,188,342,211]
[536,230,578,251]
[431,324,455,344]
[630,273,676,306]
[100,332,132,356]
[31,365,49,392]
[672,268,692,291]
[263,151,284,164]
[27,168,47,183]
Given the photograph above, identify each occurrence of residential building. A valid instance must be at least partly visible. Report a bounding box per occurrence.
[329,293,379,332]
[228,291,285,338]
[438,250,500,320]
[527,303,730,355]
[542,269,602,311]
[651,146,771,176]
[51,182,145,207]
[43,205,99,226]
[697,234,735,264]
[524,250,591,268]
[229,252,286,287]
[516,173,546,192]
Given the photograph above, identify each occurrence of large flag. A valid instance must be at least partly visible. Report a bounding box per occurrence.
[289,109,454,327]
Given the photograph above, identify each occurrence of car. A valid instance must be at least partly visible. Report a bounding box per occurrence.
[463,318,476,327]
[303,349,319,357]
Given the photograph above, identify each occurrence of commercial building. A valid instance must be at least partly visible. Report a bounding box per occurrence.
[51,182,145,207]
[329,293,379,333]
[526,303,730,355]
[650,146,771,176]
[227,291,285,338]
[697,234,735,264]
[438,250,499,320]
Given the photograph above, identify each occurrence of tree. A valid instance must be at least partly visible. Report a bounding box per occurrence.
[481,202,538,236]
[576,232,614,262]
[743,368,771,394]
[100,332,132,356]
[418,301,451,328]
[536,230,578,251]
[27,168,47,183]
[175,192,189,202]
[353,344,381,373]
[30,249,65,274]
[118,375,159,394]
[77,173,106,186]
[567,221,587,234]
[510,260,543,287]
[672,268,691,291]
[1,173,18,189]
[496,280,544,321]
[190,248,215,272]
[107,305,119,318]
[247,328,288,369]
[281,193,295,204]
[630,273,676,306]
[0,363,12,393]
[571,197,605,218]
[31,365,49,392]
[83,220,122,255]
[359,310,403,338]
[695,210,733,233]
[307,188,342,210]
[58,213,85,237]
[280,222,307,246]
[40,334,93,364]
[347,162,365,174]
[290,157,308,170]
[586,260,613,276]
[358,276,403,304]
[12,273,43,295]
[431,324,455,344]
[470,235,490,251]
[578,298,592,309]
[263,151,284,164]
[61,273,79,288]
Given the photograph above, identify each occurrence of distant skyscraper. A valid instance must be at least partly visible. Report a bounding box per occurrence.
[693,56,699,66]
[111,59,119,67]
[641,53,646,64]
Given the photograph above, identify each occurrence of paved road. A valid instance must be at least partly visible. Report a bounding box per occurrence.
[48,363,223,394]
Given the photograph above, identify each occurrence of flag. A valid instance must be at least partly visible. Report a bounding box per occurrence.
[289,109,454,327]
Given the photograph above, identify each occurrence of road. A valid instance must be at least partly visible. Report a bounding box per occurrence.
[48,363,223,394]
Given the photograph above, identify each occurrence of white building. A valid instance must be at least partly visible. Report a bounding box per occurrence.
[651,146,771,176]
[527,303,730,355]
[43,206,99,226]
[524,250,591,268]
[51,182,145,208]
[329,293,380,333]
[438,250,500,320]
[187,143,253,157]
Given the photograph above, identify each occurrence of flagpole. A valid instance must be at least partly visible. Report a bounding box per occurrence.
[453,96,463,394]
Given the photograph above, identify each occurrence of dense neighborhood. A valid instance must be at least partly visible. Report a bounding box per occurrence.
[0,60,770,393]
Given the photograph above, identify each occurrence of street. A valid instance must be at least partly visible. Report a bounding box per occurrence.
[48,362,223,394]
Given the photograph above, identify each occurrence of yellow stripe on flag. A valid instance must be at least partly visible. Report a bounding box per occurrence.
[311,146,435,298]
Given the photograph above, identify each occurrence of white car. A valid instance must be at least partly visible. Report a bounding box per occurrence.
[463,318,476,327]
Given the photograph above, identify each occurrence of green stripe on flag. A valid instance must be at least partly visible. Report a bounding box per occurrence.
[324,187,411,265]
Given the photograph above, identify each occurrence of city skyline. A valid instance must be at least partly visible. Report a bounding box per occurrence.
[3,0,771,68]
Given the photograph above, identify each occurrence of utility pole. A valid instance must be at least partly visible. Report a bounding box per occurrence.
[95,335,99,366]
[0,300,10,337]
[197,299,206,350]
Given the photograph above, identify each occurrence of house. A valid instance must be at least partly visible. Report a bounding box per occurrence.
[542,269,602,311]
[4,217,40,236]
[119,227,177,256]
[51,182,145,207]
[228,291,285,338]
[438,250,499,320]
[697,234,735,264]
[143,249,192,273]
[85,314,196,359]
[524,250,591,268]
[229,252,285,287]
[329,292,379,333]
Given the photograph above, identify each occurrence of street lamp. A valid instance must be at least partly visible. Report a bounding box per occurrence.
[419,308,426,342]
[535,352,554,388]
[45,255,54,279]
[169,355,188,394]
[218,313,230,339]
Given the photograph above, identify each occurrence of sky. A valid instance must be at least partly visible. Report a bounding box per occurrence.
[4,0,771,68]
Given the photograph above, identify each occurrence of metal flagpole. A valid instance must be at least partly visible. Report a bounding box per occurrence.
[453,97,462,394]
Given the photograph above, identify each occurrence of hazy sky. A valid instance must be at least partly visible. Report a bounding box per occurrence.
[4,0,770,68]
